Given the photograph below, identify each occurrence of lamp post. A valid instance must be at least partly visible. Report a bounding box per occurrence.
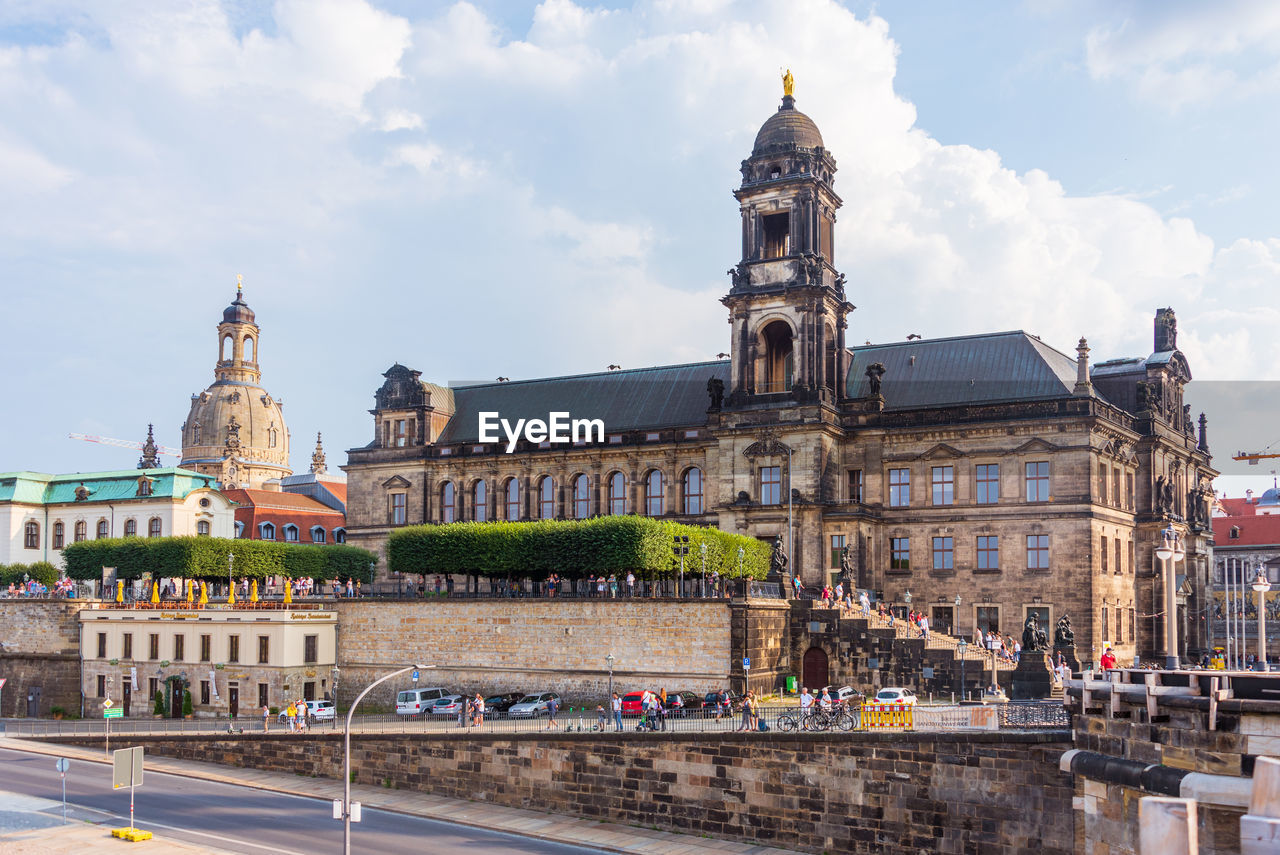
[227,553,234,601]
[1254,569,1272,671]
[957,638,967,703]
[903,589,912,622]
[341,664,433,855]
[737,546,744,596]
[954,594,962,638]
[605,653,615,699]
[1155,526,1185,669]
[368,562,375,598]
[672,536,689,598]
[700,542,708,598]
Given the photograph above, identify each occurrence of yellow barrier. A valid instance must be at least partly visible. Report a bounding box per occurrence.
[860,703,914,730]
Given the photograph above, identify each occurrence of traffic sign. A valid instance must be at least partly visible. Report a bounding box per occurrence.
[411,670,419,683]
[743,657,750,669]
[55,758,69,773]
[0,678,7,689]
[112,747,143,790]
[103,698,114,709]
[103,708,122,719]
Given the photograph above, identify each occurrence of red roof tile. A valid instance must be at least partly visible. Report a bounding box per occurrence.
[224,488,343,515]
[1213,514,1280,547]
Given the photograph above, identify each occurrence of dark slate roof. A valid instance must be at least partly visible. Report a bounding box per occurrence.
[1091,357,1145,378]
[436,362,731,444]
[844,330,1108,409]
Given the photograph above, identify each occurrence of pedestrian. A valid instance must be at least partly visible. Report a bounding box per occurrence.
[262,704,270,733]
[434,576,442,595]
[626,571,635,597]
[597,575,606,598]
[656,697,667,731]
[608,574,618,598]
[596,705,607,730]
[792,575,802,599]
[919,613,930,640]
[545,695,560,729]
[286,701,297,733]
[799,687,814,730]
[355,580,361,598]
[445,576,454,596]
[1013,639,1021,664]
[612,692,623,731]
[345,578,354,598]
[659,687,667,707]
[859,589,870,616]
[1100,647,1117,670]
[710,570,720,598]
[473,693,485,727]
[834,581,844,610]
[737,691,754,732]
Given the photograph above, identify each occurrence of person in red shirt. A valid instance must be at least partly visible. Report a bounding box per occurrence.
[1100,648,1117,670]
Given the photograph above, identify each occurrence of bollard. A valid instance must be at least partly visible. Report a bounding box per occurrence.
[1140,796,1197,855]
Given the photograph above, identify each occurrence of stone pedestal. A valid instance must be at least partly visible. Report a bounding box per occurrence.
[1011,650,1055,700]
[1053,645,1081,674]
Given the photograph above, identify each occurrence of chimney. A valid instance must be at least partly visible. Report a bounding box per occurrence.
[1073,338,1092,396]
[1247,489,1254,503]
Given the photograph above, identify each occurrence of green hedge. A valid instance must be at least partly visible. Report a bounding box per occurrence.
[388,517,770,580]
[0,561,60,587]
[62,537,377,583]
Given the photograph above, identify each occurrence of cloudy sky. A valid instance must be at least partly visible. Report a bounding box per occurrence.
[3,0,1278,494]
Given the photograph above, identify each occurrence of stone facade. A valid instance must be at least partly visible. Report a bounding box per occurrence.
[0,600,85,716]
[57,730,1075,855]
[343,81,1217,667]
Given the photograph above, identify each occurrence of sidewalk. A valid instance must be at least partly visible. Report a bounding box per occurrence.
[0,736,799,855]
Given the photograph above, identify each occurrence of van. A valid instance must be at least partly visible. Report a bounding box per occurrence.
[396,687,450,716]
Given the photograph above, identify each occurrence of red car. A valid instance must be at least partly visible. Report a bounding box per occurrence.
[620,691,650,716]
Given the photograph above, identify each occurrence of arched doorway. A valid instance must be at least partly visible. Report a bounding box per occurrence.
[802,646,829,690]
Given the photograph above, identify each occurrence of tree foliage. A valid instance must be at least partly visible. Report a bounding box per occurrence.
[0,561,59,587]
[388,517,770,580]
[62,537,377,583]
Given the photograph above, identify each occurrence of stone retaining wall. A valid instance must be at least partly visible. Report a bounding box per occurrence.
[49,730,1074,854]
[0,600,86,716]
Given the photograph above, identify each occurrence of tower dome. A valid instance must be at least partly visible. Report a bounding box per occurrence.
[180,281,291,489]
[753,96,824,154]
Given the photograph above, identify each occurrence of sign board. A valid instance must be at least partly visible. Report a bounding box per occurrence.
[104,708,122,719]
[350,801,362,823]
[332,799,342,820]
[112,747,143,790]
[0,678,6,689]
[922,667,935,679]
[743,658,750,670]
[103,698,113,709]
[55,758,69,773]
[412,670,419,683]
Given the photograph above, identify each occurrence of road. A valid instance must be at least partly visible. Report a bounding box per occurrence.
[0,747,607,854]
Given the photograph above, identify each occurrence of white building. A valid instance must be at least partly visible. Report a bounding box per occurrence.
[0,467,236,568]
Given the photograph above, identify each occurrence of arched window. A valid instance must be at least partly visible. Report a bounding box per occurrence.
[260,522,276,540]
[268,427,277,448]
[197,520,211,536]
[504,478,519,521]
[824,324,836,390]
[760,320,794,393]
[244,336,256,362]
[96,519,109,539]
[683,467,704,515]
[644,470,664,516]
[573,474,590,519]
[124,519,137,537]
[311,526,326,544]
[441,482,456,523]
[283,524,298,542]
[23,520,39,549]
[191,422,201,444]
[333,528,346,544]
[75,520,88,542]
[538,476,555,519]
[221,335,232,361]
[53,521,65,549]
[473,480,487,522]
[148,518,161,538]
[608,472,626,515]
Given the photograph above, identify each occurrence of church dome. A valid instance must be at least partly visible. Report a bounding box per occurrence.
[223,292,255,324]
[753,96,824,155]
[1260,486,1280,506]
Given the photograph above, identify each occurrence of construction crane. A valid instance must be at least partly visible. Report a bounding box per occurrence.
[1233,449,1280,465]
[69,433,182,458]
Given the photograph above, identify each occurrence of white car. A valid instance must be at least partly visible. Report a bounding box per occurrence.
[820,685,862,704]
[396,687,452,716]
[873,688,917,706]
[429,695,466,715]
[507,692,560,718]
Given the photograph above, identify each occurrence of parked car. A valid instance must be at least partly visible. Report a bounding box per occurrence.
[872,687,917,706]
[820,686,864,705]
[430,695,467,715]
[664,691,705,717]
[620,691,648,716]
[483,692,525,717]
[395,687,452,716]
[508,692,561,718]
[277,699,335,724]
[702,690,743,713]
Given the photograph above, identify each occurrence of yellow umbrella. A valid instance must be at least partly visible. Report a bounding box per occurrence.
[199,582,208,605]
[250,578,259,603]
[283,579,292,605]
[228,581,236,606]
[186,579,194,603]
[150,581,159,604]
[115,580,124,604]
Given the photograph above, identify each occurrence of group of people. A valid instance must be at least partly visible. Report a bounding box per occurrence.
[984,629,1022,664]
[456,693,487,727]
[3,578,73,598]
[272,698,315,733]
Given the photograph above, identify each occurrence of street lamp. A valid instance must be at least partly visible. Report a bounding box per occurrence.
[957,638,967,702]
[368,562,375,598]
[1155,526,1185,669]
[903,590,912,621]
[605,653,615,699]
[341,664,433,855]
[700,542,708,598]
[1254,569,1272,671]
[954,594,962,638]
[227,553,234,601]
[672,536,689,598]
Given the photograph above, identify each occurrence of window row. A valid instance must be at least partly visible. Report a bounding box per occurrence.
[1097,462,1137,510]
[236,522,345,544]
[862,462,1052,508]
[1099,534,1136,575]
[886,534,1052,573]
[26,517,173,550]
[392,468,707,525]
[94,631,319,665]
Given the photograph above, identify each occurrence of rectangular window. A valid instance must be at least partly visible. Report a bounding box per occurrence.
[96,632,106,659]
[890,537,910,571]
[976,606,1000,635]
[760,466,781,506]
[173,634,184,662]
[889,468,910,507]
[228,635,240,664]
[200,634,211,663]
[148,677,157,702]
[931,466,954,506]
[1128,541,1135,575]
[1101,535,1109,573]
[830,534,846,569]
[1025,462,1050,502]
[931,536,954,571]
[848,469,864,503]
[122,633,133,660]
[97,674,106,697]
[1098,462,1108,504]
[975,464,999,504]
[1129,608,1136,642]
[389,493,406,525]
[393,418,407,447]
[1126,473,1135,509]
[258,635,269,665]
[304,634,318,664]
[1115,539,1122,575]
[976,535,999,572]
[258,683,268,709]
[201,680,210,705]
[1027,534,1049,571]
[148,633,159,661]
[1112,468,1121,508]
[1101,606,1109,641]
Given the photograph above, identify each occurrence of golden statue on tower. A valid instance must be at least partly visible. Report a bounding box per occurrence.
[782,68,794,97]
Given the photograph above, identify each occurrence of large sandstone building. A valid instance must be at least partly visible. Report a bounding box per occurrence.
[344,79,1217,667]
